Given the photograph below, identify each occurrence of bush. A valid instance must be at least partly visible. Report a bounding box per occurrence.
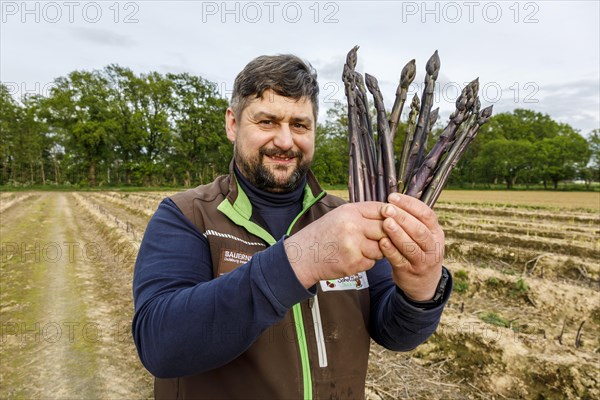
[453,269,469,293]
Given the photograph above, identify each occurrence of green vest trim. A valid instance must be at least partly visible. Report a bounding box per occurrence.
[217,179,326,400]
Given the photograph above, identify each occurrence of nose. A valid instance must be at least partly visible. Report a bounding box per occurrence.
[272,124,294,150]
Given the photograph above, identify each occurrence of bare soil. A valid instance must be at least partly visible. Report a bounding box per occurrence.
[2,191,598,399]
[0,193,153,398]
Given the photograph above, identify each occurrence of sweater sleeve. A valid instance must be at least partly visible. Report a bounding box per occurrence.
[131,198,314,378]
[367,259,452,351]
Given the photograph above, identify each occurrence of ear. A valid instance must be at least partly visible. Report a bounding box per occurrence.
[225,108,237,143]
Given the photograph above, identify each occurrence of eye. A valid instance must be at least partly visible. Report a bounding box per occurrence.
[259,120,273,126]
[292,122,309,130]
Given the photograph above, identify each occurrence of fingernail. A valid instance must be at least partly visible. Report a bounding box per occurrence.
[387,219,397,231]
[385,204,396,217]
[389,193,400,203]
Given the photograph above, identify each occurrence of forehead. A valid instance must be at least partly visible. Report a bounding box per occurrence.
[244,90,314,121]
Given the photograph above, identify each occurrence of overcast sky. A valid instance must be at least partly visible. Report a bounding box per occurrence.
[2,0,599,135]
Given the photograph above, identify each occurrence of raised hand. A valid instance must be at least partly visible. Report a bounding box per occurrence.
[378,193,445,301]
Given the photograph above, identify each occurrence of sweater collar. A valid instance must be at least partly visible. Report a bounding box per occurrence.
[225,159,325,212]
[233,163,305,208]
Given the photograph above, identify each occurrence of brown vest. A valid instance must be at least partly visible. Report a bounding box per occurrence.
[155,171,371,400]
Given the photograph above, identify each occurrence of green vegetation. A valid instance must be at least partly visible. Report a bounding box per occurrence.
[507,277,531,301]
[1,71,598,188]
[478,312,510,328]
[453,269,469,293]
[513,278,529,294]
[1,68,230,187]
[485,277,501,287]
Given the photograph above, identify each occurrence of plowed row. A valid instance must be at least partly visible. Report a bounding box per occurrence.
[2,191,598,399]
[407,197,599,399]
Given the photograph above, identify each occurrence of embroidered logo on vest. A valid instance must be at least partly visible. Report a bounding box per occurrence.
[218,249,253,275]
[320,272,370,291]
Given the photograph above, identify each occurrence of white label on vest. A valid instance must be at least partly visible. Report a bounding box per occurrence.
[218,248,253,275]
[320,272,369,292]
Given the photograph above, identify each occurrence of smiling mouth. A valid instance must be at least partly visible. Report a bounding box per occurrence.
[266,155,294,162]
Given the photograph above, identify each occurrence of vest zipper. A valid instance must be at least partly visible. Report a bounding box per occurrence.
[292,303,312,400]
[286,190,326,400]
[220,182,327,400]
[309,295,328,368]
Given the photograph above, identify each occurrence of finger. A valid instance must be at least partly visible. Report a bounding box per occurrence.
[381,204,435,252]
[354,201,388,221]
[387,193,441,234]
[381,217,426,265]
[361,239,384,261]
[379,237,410,269]
[360,219,387,241]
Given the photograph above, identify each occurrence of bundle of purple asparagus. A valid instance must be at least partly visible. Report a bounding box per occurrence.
[342,46,493,207]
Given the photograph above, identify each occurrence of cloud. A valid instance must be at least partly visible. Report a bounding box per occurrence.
[489,78,600,134]
[70,27,136,47]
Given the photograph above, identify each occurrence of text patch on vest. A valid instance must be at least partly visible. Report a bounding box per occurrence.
[218,249,253,275]
[320,271,370,292]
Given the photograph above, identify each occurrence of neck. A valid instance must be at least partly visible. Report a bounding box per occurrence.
[234,163,306,208]
[234,163,305,239]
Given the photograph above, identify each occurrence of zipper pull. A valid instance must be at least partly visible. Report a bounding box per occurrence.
[308,297,315,308]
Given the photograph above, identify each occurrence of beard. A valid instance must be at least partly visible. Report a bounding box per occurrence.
[235,145,311,193]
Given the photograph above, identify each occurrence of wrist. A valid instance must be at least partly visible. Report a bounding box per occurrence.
[398,267,450,309]
[284,237,318,289]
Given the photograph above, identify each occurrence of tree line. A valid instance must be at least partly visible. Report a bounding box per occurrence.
[1,67,598,189]
[1,66,230,187]
[314,103,599,190]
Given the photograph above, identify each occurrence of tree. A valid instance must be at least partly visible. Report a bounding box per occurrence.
[168,73,229,186]
[467,109,591,189]
[475,139,535,189]
[0,83,21,184]
[104,64,139,185]
[0,85,51,185]
[584,129,600,183]
[311,101,350,186]
[536,132,590,189]
[127,72,173,185]
[44,71,118,186]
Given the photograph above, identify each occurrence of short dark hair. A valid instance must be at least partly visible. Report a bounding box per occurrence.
[230,54,319,120]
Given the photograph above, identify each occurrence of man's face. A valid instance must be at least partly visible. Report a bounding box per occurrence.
[226,89,316,193]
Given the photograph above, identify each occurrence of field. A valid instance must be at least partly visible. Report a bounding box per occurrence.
[1,190,598,398]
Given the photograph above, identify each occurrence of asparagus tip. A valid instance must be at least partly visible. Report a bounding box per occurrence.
[469,77,480,94]
[428,107,440,126]
[346,46,359,69]
[364,73,378,92]
[400,59,417,89]
[479,105,494,123]
[426,50,441,78]
[412,92,420,106]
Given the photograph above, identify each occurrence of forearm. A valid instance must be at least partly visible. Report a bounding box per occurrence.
[132,200,313,378]
[367,260,452,351]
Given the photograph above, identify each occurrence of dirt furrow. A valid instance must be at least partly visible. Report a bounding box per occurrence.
[77,193,151,238]
[0,193,36,213]
[436,204,600,224]
[0,193,152,398]
[445,228,599,259]
[439,212,599,237]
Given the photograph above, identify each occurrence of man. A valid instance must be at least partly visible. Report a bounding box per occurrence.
[132,54,451,399]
